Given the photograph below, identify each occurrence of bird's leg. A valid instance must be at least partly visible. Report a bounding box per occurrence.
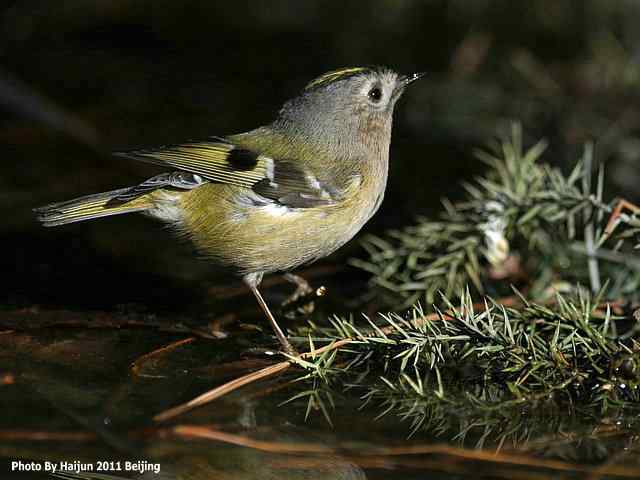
[281,273,326,319]
[244,274,297,356]
[250,285,297,356]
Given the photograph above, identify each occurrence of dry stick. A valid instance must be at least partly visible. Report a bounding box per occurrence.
[153,337,355,422]
[171,424,640,478]
[130,337,196,378]
[154,297,519,422]
[269,457,552,480]
[603,199,640,238]
[0,308,208,336]
[0,429,97,441]
[154,361,294,422]
[173,425,334,453]
[0,425,179,442]
[153,335,382,422]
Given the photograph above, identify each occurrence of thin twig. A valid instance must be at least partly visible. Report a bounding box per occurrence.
[0,429,97,441]
[153,361,293,422]
[604,199,640,238]
[130,337,196,378]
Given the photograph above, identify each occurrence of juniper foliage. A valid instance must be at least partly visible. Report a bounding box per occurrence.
[289,128,640,440]
[352,125,640,307]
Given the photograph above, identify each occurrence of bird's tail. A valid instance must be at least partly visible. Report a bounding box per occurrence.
[34,187,151,227]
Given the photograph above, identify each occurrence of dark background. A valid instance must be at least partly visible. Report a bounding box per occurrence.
[2,0,640,313]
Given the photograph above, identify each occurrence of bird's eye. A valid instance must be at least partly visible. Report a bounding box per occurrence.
[368,87,382,103]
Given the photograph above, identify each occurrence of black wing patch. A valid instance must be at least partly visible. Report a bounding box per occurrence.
[227,148,260,171]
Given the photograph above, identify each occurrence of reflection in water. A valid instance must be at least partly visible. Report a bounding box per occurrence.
[2,301,640,478]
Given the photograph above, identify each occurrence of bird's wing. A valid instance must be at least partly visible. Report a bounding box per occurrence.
[117,139,342,208]
[109,171,205,203]
[116,139,268,189]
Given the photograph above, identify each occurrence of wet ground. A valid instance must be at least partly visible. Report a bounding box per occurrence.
[3,271,640,480]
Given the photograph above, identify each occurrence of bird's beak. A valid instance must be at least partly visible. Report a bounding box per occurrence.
[402,72,426,87]
[393,72,426,99]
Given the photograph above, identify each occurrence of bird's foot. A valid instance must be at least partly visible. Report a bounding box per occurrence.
[281,340,299,357]
[280,273,327,319]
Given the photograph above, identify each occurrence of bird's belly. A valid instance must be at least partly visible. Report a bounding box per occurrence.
[178,184,377,275]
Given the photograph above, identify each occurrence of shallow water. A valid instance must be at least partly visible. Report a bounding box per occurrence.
[2,276,640,480]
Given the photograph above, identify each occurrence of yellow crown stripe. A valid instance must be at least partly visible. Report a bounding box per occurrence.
[305,67,369,90]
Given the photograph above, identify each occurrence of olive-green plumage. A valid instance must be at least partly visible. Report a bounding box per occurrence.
[35,66,423,354]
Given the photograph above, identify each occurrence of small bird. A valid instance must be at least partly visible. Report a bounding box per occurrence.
[35,66,423,354]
